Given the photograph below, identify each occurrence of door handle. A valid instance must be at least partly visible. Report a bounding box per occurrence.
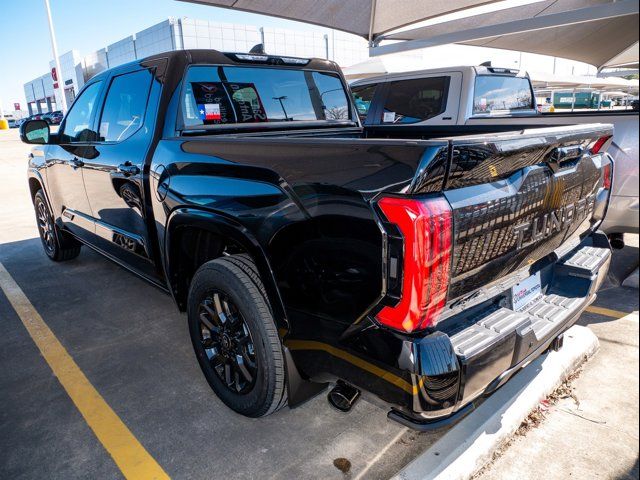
[70,157,84,169]
[117,163,140,176]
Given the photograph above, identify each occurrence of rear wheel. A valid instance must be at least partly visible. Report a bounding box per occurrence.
[34,190,81,261]
[187,255,287,417]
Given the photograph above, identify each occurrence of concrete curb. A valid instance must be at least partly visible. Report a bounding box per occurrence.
[622,268,639,289]
[393,325,599,480]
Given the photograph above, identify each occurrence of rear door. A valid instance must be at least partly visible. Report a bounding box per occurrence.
[81,66,159,279]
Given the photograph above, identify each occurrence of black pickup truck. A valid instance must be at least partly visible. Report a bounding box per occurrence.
[20,50,614,429]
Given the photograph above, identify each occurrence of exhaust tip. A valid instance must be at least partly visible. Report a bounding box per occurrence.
[609,233,625,250]
[328,381,360,412]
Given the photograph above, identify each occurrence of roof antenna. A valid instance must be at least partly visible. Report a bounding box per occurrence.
[480,61,492,67]
[249,43,266,54]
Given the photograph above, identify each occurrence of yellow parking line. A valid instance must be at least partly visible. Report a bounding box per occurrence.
[585,305,632,319]
[286,339,417,395]
[0,261,170,480]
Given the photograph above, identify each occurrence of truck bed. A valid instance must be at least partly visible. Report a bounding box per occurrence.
[162,122,613,307]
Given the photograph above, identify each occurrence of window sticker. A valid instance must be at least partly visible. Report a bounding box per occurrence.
[383,111,396,123]
[191,81,268,124]
[227,82,268,123]
[202,103,221,121]
[192,82,233,124]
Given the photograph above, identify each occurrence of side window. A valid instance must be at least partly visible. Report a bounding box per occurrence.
[351,84,377,120]
[381,77,450,124]
[99,70,152,142]
[59,82,102,143]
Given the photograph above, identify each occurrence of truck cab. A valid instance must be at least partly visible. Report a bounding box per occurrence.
[351,65,537,126]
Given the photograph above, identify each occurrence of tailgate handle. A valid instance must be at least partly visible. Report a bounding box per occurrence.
[549,145,583,172]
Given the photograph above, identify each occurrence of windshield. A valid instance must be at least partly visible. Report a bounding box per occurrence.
[181,65,352,128]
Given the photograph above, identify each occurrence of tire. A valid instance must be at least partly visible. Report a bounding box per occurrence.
[34,190,81,261]
[187,255,287,417]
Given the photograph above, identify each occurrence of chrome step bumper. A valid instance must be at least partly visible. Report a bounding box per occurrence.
[389,231,611,431]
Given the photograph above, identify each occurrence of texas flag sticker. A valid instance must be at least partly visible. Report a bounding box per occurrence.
[198,103,221,121]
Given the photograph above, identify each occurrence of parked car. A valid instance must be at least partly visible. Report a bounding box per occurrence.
[27,113,47,121]
[42,110,64,125]
[351,66,639,238]
[20,50,614,429]
[39,112,53,123]
[3,114,18,128]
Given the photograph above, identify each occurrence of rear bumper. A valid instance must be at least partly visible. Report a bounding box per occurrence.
[386,230,611,430]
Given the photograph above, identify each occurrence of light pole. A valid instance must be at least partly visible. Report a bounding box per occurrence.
[273,96,289,121]
[44,0,67,113]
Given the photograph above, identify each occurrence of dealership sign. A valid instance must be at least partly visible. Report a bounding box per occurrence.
[51,67,58,89]
[14,103,20,111]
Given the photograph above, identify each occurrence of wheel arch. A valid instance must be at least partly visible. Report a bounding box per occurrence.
[165,207,326,408]
[27,171,47,203]
[27,171,56,219]
[164,208,288,328]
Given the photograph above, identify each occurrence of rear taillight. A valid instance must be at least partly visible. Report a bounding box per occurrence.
[603,163,613,190]
[590,135,612,155]
[376,196,453,333]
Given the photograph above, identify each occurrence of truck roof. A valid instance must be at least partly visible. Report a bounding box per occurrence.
[87,49,342,84]
[350,65,528,87]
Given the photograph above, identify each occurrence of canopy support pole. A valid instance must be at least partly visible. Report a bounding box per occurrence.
[368,0,377,47]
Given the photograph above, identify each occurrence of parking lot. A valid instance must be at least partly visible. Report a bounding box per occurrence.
[1,127,638,479]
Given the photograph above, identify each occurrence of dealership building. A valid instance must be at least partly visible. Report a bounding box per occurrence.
[23,17,369,115]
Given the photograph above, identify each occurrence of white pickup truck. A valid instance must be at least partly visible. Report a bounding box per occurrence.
[351,66,639,241]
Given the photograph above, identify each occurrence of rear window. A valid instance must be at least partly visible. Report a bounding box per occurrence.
[181,66,351,128]
[473,75,534,114]
[381,77,450,124]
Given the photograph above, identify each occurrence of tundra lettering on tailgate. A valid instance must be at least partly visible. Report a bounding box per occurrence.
[513,193,596,250]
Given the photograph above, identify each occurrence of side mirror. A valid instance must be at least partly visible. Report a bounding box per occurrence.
[20,120,50,145]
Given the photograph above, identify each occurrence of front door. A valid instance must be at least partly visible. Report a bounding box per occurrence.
[46,81,104,241]
[80,67,159,280]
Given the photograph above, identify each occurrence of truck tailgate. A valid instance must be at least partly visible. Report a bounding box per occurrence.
[432,124,614,300]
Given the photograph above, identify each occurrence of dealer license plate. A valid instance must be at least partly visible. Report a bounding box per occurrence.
[511,272,542,312]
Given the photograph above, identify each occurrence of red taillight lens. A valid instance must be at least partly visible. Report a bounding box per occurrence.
[603,163,613,190]
[590,135,612,155]
[376,196,453,333]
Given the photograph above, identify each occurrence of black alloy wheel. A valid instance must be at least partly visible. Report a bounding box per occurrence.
[187,254,287,417]
[33,190,81,261]
[198,291,258,394]
[35,195,56,256]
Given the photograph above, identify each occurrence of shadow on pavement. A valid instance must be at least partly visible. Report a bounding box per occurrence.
[0,236,430,480]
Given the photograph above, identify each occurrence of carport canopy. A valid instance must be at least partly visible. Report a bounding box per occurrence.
[179,0,505,42]
[379,0,639,69]
[180,0,638,69]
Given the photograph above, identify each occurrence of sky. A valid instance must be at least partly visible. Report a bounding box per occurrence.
[0,0,332,112]
[0,0,597,113]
